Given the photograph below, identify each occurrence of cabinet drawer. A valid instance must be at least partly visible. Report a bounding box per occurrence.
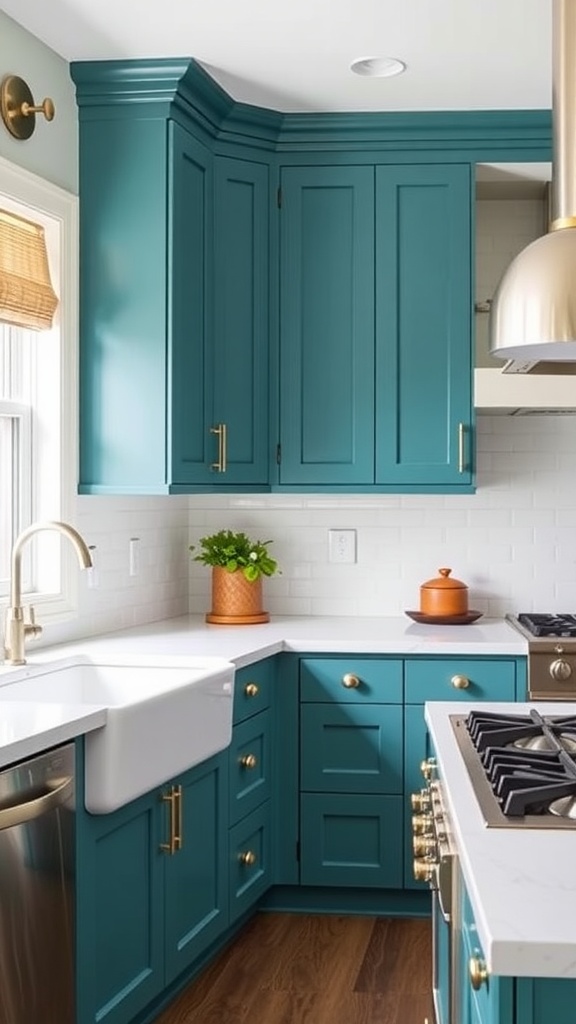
[404,658,516,703]
[229,710,271,825]
[300,793,403,888]
[229,802,271,923]
[301,703,402,794]
[300,658,403,703]
[233,660,274,725]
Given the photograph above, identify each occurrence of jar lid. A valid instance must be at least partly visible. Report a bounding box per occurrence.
[421,568,467,591]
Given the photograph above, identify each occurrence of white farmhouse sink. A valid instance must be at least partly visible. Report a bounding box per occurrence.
[0,656,235,813]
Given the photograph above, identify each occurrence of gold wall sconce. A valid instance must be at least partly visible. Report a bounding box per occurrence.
[0,75,55,141]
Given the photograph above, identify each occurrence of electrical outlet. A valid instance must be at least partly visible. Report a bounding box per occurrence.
[328,529,357,564]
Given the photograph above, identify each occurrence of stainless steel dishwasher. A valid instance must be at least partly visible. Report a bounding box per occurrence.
[0,743,75,1024]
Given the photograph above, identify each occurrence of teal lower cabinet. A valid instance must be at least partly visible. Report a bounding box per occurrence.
[299,657,404,889]
[227,660,275,922]
[455,871,576,1024]
[229,801,271,923]
[300,792,403,887]
[76,750,228,1024]
[163,756,228,985]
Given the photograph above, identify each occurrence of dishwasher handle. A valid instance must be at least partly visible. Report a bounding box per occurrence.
[0,776,73,831]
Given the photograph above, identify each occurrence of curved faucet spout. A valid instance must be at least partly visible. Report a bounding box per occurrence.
[5,520,93,665]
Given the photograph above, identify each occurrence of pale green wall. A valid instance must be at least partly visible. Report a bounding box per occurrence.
[0,11,77,193]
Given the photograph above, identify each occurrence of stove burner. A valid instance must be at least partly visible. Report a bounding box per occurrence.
[518,613,576,638]
[513,733,576,754]
[465,710,576,818]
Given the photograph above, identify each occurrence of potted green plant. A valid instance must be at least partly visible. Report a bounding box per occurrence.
[190,529,280,624]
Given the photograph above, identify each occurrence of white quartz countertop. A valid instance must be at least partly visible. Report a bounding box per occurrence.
[426,700,576,979]
[0,613,526,770]
[14,613,527,669]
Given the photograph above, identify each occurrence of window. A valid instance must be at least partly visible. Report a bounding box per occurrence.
[0,156,78,620]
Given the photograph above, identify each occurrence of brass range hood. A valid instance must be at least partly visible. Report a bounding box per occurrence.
[490,0,576,365]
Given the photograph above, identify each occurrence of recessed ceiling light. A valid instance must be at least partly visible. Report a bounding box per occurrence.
[350,57,406,78]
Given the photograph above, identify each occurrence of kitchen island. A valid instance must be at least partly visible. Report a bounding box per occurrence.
[426,700,576,1024]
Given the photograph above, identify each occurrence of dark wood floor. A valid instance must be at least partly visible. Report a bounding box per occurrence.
[154,913,434,1024]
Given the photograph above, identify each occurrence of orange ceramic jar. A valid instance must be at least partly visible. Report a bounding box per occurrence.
[420,568,468,617]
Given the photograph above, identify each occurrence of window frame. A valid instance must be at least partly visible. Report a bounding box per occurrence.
[0,155,79,620]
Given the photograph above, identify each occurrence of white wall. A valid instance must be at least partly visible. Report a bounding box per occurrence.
[0,11,78,192]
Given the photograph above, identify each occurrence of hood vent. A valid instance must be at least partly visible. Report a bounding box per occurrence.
[490,0,576,363]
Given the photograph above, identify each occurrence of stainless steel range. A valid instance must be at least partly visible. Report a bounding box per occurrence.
[451,707,576,828]
[507,613,576,699]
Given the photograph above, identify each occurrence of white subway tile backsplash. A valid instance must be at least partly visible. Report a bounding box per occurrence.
[187,416,576,617]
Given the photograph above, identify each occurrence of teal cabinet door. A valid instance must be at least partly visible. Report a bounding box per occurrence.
[229,801,272,923]
[278,165,375,485]
[300,792,403,888]
[212,156,269,485]
[375,164,473,486]
[169,122,214,486]
[301,702,403,794]
[76,789,163,1024]
[229,709,271,826]
[164,752,228,985]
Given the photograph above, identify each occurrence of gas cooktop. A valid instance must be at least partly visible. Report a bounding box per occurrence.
[451,709,576,828]
[516,613,576,638]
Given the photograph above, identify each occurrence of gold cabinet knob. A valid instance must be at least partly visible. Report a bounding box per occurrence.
[469,955,489,990]
[245,682,259,697]
[411,791,431,812]
[239,753,257,769]
[420,758,436,780]
[451,674,470,689]
[342,672,360,689]
[413,836,436,857]
[239,850,257,866]
[413,858,434,883]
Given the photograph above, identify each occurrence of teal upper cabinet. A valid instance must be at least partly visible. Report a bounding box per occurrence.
[278,161,473,491]
[71,60,269,494]
[278,166,376,486]
[375,164,472,487]
[212,156,270,486]
[72,59,551,494]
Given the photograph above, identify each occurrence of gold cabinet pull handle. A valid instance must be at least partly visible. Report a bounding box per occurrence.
[173,784,183,851]
[342,672,360,689]
[160,787,177,854]
[245,682,259,698]
[469,955,489,990]
[420,758,436,780]
[239,753,257,769]
[458,422,466,474]
[210,422,227,472]
[239,850,257,866]
[451,674,470,689]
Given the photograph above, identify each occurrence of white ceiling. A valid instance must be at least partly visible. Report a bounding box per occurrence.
[0,0,552,114]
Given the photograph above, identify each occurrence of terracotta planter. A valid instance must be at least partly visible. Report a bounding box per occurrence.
[206,566,270,625]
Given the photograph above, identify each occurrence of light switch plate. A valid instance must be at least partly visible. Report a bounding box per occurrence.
[328,529,357,564]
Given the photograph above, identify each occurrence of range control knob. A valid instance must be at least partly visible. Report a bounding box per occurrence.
[550,658,572,682]
[413,858,435,883]
[413,836,436,857]
[412,814,433,835]
[411,791,431,813]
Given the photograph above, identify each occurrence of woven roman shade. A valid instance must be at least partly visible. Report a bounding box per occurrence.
[0,208,58,330]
